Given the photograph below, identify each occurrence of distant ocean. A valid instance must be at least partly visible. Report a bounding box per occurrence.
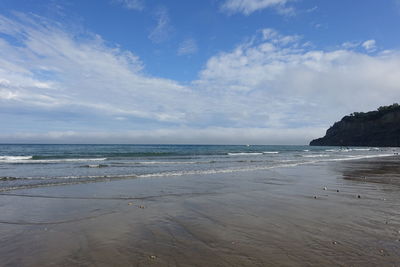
[0,144,397,191]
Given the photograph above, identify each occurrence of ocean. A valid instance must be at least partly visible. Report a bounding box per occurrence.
[0,144,397,191]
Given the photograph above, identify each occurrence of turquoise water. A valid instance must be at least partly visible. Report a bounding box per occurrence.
[0,144,397,191]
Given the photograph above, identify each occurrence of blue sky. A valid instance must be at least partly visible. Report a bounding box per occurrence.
[0,0,400,144]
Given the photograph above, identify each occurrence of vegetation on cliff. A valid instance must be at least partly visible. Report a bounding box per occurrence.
[310,104,400,147]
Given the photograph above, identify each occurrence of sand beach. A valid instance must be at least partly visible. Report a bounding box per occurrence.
[1,156,400,266]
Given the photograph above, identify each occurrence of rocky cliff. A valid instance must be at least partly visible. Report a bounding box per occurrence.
[310,104,400,147]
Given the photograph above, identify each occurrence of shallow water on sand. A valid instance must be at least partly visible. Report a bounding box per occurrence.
[1,144,398,192]
[0,157,400,266]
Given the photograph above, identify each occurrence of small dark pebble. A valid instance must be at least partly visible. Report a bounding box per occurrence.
[357,195,361,199]
[336,189,340,192]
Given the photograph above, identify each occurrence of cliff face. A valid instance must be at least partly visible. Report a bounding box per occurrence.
[310,104,400,147]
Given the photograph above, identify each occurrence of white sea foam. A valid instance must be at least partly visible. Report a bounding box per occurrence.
[40,158,107,163]
[0,156,33,161]
[228,152,263,156]
[88,165,99,168]
[137,164,297,178]
[135,161,197,165]
[327,154,395,161]
[325,149,353,152]
[263,151,279,154]
[0,157,107,163]
[127,153,397,179]
[5,153,396,187]
[302,154,330,158]
[86,164,109,168]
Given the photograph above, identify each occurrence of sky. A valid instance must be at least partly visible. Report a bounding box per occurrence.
[0,0,400,144]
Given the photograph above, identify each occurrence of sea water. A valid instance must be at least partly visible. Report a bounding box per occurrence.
[0,144,397,191]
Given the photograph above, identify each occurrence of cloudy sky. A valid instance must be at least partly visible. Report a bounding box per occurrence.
[0,0,399,144]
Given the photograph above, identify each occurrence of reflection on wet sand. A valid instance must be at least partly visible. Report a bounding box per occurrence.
[1,157,400,266]
[341,157,400,186]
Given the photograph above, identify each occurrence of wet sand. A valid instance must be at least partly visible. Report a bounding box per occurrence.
[1,157,400,266]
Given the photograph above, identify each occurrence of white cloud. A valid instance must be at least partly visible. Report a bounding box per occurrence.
[194,30,400,129]
[1,14,400,144]
[177,38,198,56]
[362,39,377,52]
[0,13,191,124]
[148,7,173,43]
[342,41,360,49]
[261,28,300,44]
[221,0,293,15]
[113,0,144,11]
[306,6,318,13]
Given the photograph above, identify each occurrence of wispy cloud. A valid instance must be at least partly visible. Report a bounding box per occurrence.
[306,6,318,13]
[177,38,198,56]
[148,7,173,43]
[342,41,361,49]
[342,39,378,53]
[113,0,144,11]
[362,39,377,52]
[1,14,400,144]
[0,13,190,125]
[221,0,294,15]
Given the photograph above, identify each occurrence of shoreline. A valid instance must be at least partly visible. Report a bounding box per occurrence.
[1,156,400,266]
[1,151,397,193]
